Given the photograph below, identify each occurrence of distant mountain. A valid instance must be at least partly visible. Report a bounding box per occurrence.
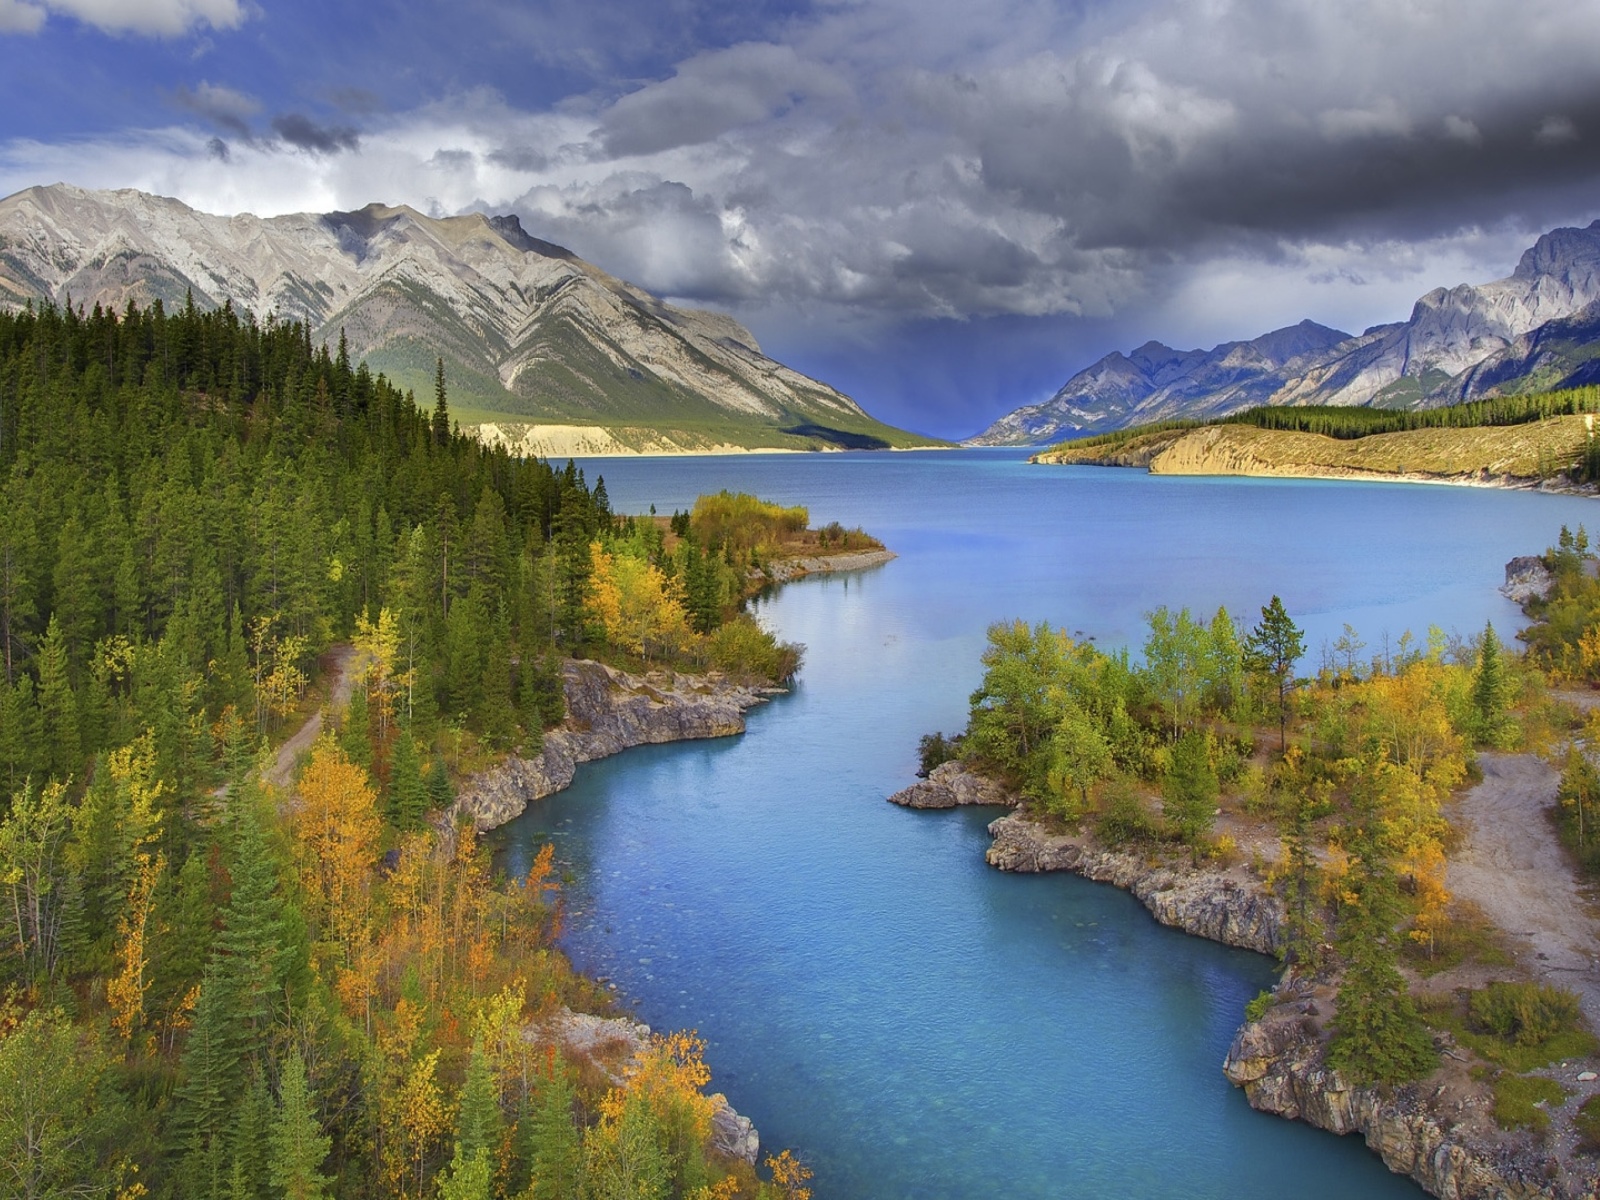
[968,320,1351,445]
[971,220,1600,446]
[0,184,934,451]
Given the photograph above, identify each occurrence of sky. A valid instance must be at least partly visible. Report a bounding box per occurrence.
[3,0,1600,438]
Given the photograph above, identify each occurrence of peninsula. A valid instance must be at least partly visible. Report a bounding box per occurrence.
[888,555,1600,1199]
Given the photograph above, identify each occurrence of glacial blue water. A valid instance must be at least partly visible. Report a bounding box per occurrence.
[494,451,1600,1199]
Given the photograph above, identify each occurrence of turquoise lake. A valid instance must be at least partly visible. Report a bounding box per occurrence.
[493,451,1600,1199]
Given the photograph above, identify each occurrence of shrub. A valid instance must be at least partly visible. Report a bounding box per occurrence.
[1095,778,1158,846]
[706,616,803,683]
[917,732,961,778]
[1469,981,1584,1047]
[1245,989,1274,1022]
[1577,1094,1600,1151]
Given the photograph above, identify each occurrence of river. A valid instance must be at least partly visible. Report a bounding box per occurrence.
[493,451,1597,1199]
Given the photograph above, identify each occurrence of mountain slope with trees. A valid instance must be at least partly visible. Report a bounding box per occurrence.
[0,183,936,452]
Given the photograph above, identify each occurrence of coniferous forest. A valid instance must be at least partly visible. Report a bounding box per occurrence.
[0,298,811,1200]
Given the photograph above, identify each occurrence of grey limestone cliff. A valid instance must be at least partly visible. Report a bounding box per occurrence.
[1224,993,1593,1200]
[452,658,775,831]
[984,812,1283,956]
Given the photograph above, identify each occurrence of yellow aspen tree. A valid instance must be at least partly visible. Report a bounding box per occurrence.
[765,1150,814,1200]
[294,737,382,965]
[107,852,164,1044]
[1408,842,1451,959]
[584,543,623,644]
[355,608,403,741]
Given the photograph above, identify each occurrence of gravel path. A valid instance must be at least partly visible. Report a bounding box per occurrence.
[1448,751,1600,1031]
[264,644,358,792]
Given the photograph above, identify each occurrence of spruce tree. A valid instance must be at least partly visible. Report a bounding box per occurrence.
[388,730,427,831]
[525,1059,581,1200]
[268,1048,331,1200]
[1162,729,1217,845]
[431,358,451,448]
[37,615,81,781]
[1326,785,1436,1084]
[1471,621,1513,748]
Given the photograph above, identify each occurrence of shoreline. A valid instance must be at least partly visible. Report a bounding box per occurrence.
[887,763,1597,1200]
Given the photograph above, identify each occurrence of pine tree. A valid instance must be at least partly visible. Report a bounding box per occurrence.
[1245,596,1305,752]
[1162,729,1217,845]
[425,758,454,811]
[37,615,81,781]
[525,1060,581,1200]
[388,730,427,831]
[268,1048,331,1200]
[1471,621,1514,748]
[1326,785,1437,1084]
[431,358,451,448]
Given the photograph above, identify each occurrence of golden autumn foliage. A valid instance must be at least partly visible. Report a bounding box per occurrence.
[106,851,163,1044]
[585,542,692,662]
[293,737,382,963]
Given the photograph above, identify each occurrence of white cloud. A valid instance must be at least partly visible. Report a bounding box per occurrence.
[3,0,247,36]
[0,0,45,33]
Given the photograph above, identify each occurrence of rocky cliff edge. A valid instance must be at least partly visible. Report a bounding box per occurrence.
[452,659,777,831]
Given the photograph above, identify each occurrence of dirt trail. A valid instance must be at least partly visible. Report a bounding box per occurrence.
[263,644,360,792]
[1448,751,1600,1030]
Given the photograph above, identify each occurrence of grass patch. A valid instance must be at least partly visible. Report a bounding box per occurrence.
[1481,1069,1569,1132]
[1577,1095,1600,1152]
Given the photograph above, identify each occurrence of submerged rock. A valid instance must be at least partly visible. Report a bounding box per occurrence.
[453,659,775,831]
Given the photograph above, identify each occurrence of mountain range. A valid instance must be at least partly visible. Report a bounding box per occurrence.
[0,184,933,453]
[971,221,1600,446]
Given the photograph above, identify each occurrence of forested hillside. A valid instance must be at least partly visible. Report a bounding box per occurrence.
[0,297,811,1200]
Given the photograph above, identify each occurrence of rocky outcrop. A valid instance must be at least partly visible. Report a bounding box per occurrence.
[757,548,896,585]
[1503,555,1557,603]
[984,813,1283,955]
[1224,996,1592,1200]
[886,760,1016,809]
[540,1009,759,1166]
[453,659,775,831]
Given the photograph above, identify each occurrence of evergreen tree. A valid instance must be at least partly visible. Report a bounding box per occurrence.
[1279,788,1324,970]
[431,358,451,448]
[1471,621,1514,748]
[387,730,427,831]
[341,684,373,772]
[1162,729,1217,845]
[1327,785,1437,1084]
[268,1048,331,1200]
[37,615,81,781]
[1245,596,1305,752]
[523,1059,582,1200]
[425,758,454,811]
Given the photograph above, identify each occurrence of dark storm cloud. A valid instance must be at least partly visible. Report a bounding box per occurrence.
[206,135,228,160]
[271,112,360,154]
[171,79,258,137]
[510,0,1600,327]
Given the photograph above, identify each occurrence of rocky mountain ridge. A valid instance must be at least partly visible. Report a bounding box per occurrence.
[972,220,1600,446]
[0,183,929,451]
